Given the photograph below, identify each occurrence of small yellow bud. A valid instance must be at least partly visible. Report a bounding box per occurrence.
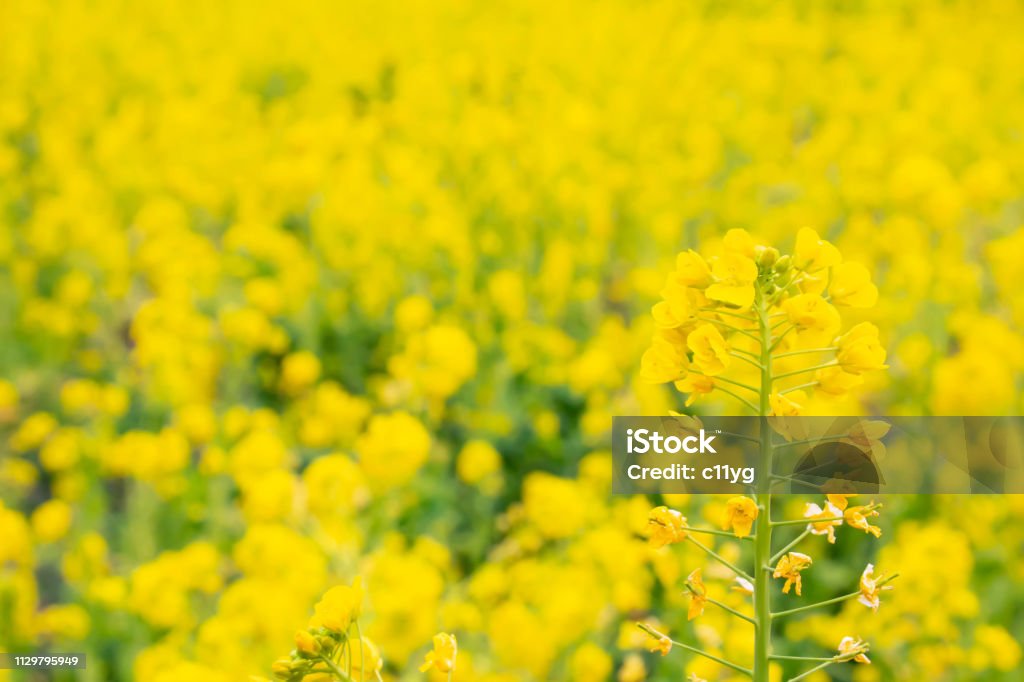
[271,658,295,680]
[756,245,779,267]
[294,629,320,657]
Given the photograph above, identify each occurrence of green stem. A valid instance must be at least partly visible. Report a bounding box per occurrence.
[730,352,766,371]
[753,288,774,682]
[773,361,838,381]
[319,656,354,682]
[355,620,365,682]
[706,596,756,625]
[787,659,838,681]
[696,317,763,344]
[772,347,836,359]
[712,385,761,412]
[768,324,796,351]
[770,529,810,565]
[688,370,761,394]
[687,526,755,541]
[771,590,860,619]
[770,655,835,662]
[731,347,762,359]
[685,535,755,583]
[636,624,752,676]
[779,381,818,395]
[701,307,758,323]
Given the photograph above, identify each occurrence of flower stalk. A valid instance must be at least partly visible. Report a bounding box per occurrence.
[752,288,774,682]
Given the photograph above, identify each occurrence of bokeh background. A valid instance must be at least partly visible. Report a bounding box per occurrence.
[2,0,1023,680]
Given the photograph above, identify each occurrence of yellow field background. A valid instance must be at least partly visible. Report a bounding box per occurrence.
[1,0,1023,680]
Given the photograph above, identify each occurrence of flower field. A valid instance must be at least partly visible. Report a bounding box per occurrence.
[1,0,1023,680]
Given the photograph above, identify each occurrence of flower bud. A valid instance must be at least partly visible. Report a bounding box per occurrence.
[756,245,779,267]
[271,658,297,680]
[295,629,321,657]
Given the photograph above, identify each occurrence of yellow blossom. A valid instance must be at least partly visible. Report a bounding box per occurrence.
[687,324,731,375]
[836,323,888,374]
[686,568,707,621]
[351,637,384,678]
[309,577,364,634]
[815,365,863,395]
[280,350,322,395]
[783,294,840,335]
[804,502,843,544]
[706,253,758,309]
[645,630,673,656]
[674,374,715,405]
[640,337,689,383]
[773,552,813,595]
[826,494,855,511]
[294,630,321,656]
[674,250,713,287]
[419,632,457,673]
[829,262,878,307]
[723,228,757,258]
[845,504,883,538]
[653,278,703,328]
[723,496,758,538]
[838,636,871,664]
[794,227,841,272]
[647,506,688,549]
[456,440,502,489]
[769,390,806,417]
[31,499,73,543]
[857,563,892,611]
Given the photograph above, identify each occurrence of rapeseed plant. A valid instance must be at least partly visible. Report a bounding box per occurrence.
[639,229,896,680]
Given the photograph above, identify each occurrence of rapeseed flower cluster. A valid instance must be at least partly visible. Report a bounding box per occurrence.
[638,230,896,680]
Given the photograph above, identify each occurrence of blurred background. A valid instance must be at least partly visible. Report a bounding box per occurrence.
[1,0,1023,680]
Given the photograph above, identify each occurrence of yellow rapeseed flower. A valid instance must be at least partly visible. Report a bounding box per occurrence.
[773,552,813,596]
[829,262,878,308]
[793,227,841,273]
[686,568,707,621]
[804,501,843,544]
[294,629,321,656]
[309,577,364,634]
[836,323,888,374]
[838,636,871,664]
[646,506,688,549]
[857,563,893,611]
[845,504,883,538]
[647,632,673,657]
[706,253,758,309]
[350,636,384,678]
[419,632,457,673]
[723,496,758,538]
[674,250,713,287]
[687,324,731,375]
[640,337,689,384]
